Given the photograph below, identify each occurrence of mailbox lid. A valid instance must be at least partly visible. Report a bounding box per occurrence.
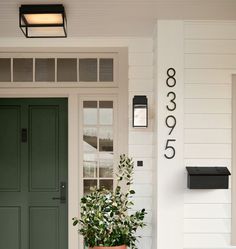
[186,167,231,176]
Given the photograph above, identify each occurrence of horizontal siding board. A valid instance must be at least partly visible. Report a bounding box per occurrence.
[133,197,152,210]
[129,131,153,145]
[134,171,153,184]
[185,85,231,99]
[184,129,231,144]
[129,66,153,79]
[132,184,152,197]
[185,69,236,84]
[137,223,152,236]
[129,145,153,158]
[136,236,152,249]
[184,144,231,159]
[129,53,153,66]
[184,204,231,219]
[128,39,153,53]
[184,189,231,204]
[184,233,231,248]
[184,22,236,40]
[129,79,153,91]
[185,40,236,54]
[184,219,231,233]
[184,114,231,129]
[185,54,236,69]
[184,99,231,114]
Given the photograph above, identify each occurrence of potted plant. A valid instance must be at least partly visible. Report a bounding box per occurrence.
[73,154,147,249]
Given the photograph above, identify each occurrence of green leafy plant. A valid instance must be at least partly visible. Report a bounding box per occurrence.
[73,154,146,249]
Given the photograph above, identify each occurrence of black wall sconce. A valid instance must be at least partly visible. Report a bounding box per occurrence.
[19,4,67,38]
[133,95,148,128]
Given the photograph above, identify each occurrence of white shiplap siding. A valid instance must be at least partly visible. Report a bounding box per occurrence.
[184,21,236,249]
[126,38,154,249]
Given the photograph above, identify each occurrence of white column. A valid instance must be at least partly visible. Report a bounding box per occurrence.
[155,20,185,249]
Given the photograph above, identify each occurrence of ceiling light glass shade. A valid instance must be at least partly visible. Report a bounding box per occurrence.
[19,4,67,38]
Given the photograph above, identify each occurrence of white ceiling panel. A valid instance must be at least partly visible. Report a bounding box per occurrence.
[0,0,235,37]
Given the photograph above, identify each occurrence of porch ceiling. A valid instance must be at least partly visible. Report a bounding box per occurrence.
[0,0,235,37]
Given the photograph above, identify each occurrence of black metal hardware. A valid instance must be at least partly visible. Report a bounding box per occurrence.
[52,182,66,203]
[21,128,27,143]
[137,161,143,167]
[186,167,231,189]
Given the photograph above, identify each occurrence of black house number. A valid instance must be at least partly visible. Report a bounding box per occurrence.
[164,68,177,159]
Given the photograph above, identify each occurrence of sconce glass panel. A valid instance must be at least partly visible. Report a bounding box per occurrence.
[133,95,148,128]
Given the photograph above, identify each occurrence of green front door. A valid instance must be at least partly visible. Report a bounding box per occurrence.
[0,98,68,249]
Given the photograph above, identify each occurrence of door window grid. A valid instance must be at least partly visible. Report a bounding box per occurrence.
[0,56,115,83]
[82,100,114,195]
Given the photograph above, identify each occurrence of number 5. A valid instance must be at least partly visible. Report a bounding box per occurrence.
[164,139,176,159]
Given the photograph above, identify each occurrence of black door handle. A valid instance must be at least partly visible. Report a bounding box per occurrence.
[52,182,66,204]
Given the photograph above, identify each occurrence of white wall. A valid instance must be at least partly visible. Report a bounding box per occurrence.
[154,20,236,249]
[184,21,236,249]
[0,37,154,249]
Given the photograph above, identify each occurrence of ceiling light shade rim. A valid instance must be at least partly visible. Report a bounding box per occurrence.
[19,4,65,14]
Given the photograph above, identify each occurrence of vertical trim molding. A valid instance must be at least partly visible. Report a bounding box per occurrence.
[156,20,184,249]
[232,75,236,245]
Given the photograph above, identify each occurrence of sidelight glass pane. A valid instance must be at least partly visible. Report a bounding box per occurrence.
[83,127,97,152]
[83,101,97,125]
[99,58,113,82]
[83,154,97,178]
[79,59,97,82]
[99,153,113,178]
[57,58,77,82]
[13,58,33,82]
[99,101,113,125]
[0,58,11,82]
[100,179,113,190]
[99,127,113,152]
[84,180,97,195]
[35,58,55,82]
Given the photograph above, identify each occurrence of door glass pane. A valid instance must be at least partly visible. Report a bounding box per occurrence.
[100,180,113,190]
[0,58,11,82]
[83,154,97,178]
[99,101,113,125]
[57,58,77,82]
[99,127,113,152]
[84,180,97,195]
[83,127,97,152]
[99,59,113,82]
[83,101,97,125]
[35,58,55,82]
[99,153,113,178]
[13,58,33,82]
[79,59,97,82]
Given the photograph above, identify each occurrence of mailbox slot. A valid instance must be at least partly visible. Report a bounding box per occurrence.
[186,167,231,189]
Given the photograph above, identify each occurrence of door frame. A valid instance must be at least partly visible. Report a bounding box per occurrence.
[0,89,128,249]
[0,47,128,249]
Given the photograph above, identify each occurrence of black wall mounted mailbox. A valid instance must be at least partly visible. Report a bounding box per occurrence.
[186,167,231,189]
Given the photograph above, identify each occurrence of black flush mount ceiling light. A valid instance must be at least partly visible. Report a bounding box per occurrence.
[19,4,67,38]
